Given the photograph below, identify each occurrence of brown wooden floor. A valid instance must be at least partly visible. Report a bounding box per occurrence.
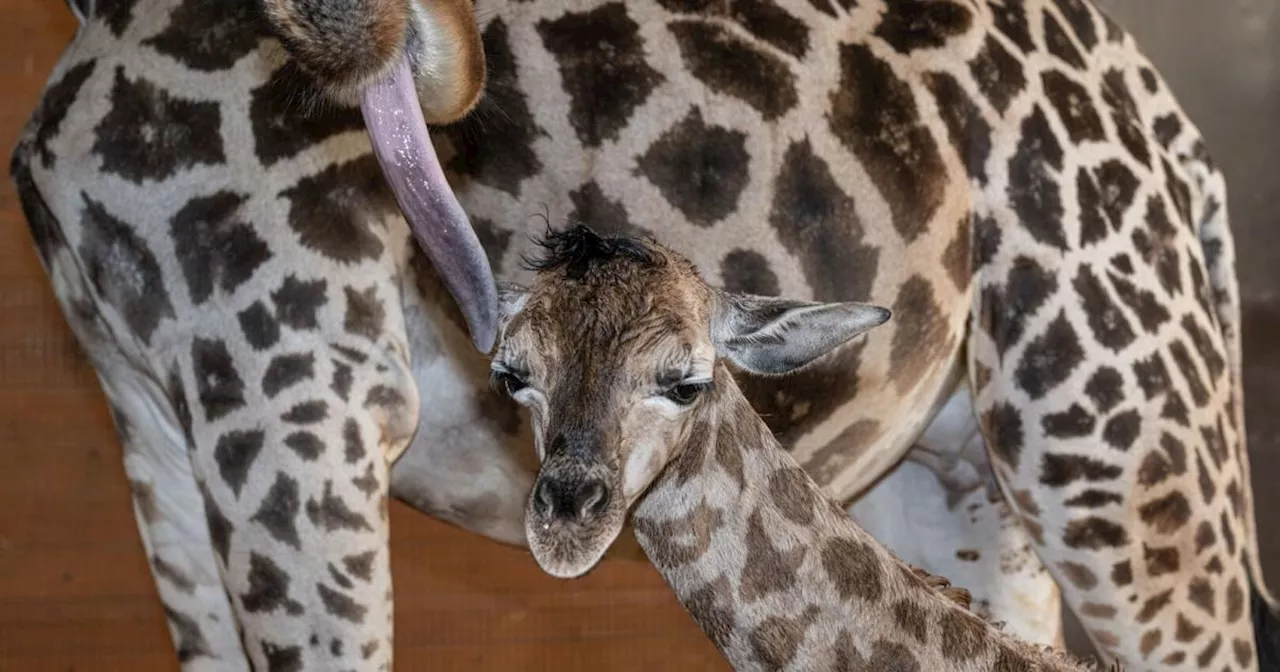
[0,3,724,670]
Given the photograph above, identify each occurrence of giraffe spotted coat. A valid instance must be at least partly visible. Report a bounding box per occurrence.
[9,0,1276,669]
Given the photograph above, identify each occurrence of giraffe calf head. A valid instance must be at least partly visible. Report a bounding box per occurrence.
[492,226,890,578]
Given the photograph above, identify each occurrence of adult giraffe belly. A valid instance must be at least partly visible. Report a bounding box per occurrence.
[435,0,980,503]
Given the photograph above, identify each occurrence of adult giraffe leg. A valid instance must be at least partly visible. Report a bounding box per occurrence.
[849,380,1065,648]
[176,324,417,670]
[13,163,249,670]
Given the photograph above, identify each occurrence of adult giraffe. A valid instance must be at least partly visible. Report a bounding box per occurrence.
[10,0,1277,669]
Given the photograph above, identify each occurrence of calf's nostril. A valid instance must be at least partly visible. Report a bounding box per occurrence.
[533,480,554,517]
[577,480,609,518]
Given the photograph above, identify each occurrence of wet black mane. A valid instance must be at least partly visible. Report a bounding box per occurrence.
[523,225,656,281]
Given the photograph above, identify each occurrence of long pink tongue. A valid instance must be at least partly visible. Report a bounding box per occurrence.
[360,54,498,353]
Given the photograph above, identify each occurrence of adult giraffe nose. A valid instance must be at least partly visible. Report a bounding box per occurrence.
[533,477,611,521]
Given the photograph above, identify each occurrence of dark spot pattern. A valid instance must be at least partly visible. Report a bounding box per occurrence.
[1042,403,1095,438]
[1108,269,1171,333]
[762,468,814,527]
[1084,366,1124,413]
[821,537,883,602]
[1102,409,1141,451]
[262,643,302,672]
[682,575,737,650]
[1039,453,1121,483]
[893,600,929,642]
[1197,634,1223,667]
[331,362,353,401]
[248,64,363,167]
[889,276,950,392]
[1043,12,1086,69]
[537,4,664,145]
[1112,560,1133,587]
[241,553,303,615]
[1181,314,1226,383]
[77,195,176,344]
[738,510,804,602]
[285,431,324,461]
[343,419,366,464]
[941,220,971,292]
[939,610,988,660]
[444,19,544,194]
[989,1,1034,51]
[271,276,327,331]
[307,482,373,532]
[214,429,265,498]
[667,20,798,121]
[1189,577,1216,615]
[1168,341,1210,407]
[1077,169,1109,247]
[1015,311,1084,399]
[201,484,233,564]
[1136,589,1173,623]
[768,139,879,302]
[351,462,379,498]
[636,107,749,227]
[262,353,316,398]
[969,36,1026,114]
[828,43,945,243]
[973,216,1002,268]
[1063,516,1129,549]
[282,154,393,264]
[1093,160,1140,231]
[192,338,246,422]
[873,0,973,54]
[1065,489,1123,508]
[727,0,810,57]
[1059,561,1099,589]
[1053,0,1100,49]
[1144,544,1180,577]
[982,255,1058,358]
[1132,351,1172,399]
[152,556,196,594]
[92,68,225,182]
[169,191,270,305]
[1041,70,1104,144]
[238,302,280,351]
[802,419,881,485]
[1008,107,1067,250]
[1074,264,1136,351]
[145,0,262,71]
[32,59,97,169]
[1153,113,1183,148]
[1140,491,1192,534]
[344,286,385,340]
[748,607,818,669]
[720,250,780,296]
[317,583,366,623]
[251,472,301,549]
[162,604,213,662]
[283,401,327,425]
[343,550,376,583]
[984,402,1024,469]
[926,72,993,185]
[1101,69,1151,166]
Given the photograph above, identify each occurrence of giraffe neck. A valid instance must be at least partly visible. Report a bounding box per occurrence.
[630,366,1090,671]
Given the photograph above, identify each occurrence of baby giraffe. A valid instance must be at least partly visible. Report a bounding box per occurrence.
[492,226,1112,671]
